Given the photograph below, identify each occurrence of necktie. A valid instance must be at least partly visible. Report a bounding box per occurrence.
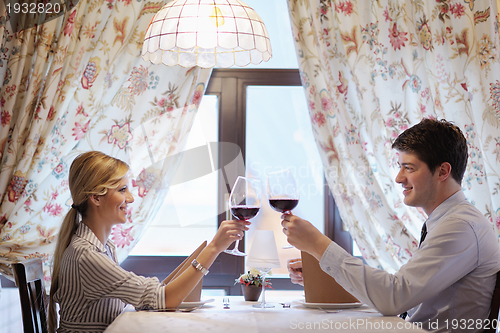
[400,222,428,319]
[419,222,428,246]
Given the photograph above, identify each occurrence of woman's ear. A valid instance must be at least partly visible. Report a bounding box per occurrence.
[88,194,101,207]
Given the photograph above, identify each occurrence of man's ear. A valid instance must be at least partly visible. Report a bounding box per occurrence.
[88,194,101,207]
[438,162,452,181]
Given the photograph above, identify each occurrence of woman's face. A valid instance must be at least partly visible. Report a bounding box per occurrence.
[99,175,134,225]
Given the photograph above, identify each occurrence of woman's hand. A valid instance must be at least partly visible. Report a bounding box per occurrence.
[281,214,331,260]
[210,220,250,254]
[287,258,304,286]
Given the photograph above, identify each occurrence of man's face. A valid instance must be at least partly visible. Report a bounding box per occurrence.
[395,151,440,216]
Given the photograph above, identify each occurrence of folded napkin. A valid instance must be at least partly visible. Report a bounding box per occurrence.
[301,251,359,304]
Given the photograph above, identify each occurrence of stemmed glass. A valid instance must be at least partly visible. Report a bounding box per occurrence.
[224,176,262,256]
[247,230,281,309]
[254,267,273,308]
[266,169,299,249]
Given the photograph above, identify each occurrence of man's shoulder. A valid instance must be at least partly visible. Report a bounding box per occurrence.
[438,197,486,223]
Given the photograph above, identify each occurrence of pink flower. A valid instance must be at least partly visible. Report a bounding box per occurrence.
[111,225,134,248]
[313,112,326,126]
[388,23,408,51]
[76,102,88,117]
[308,100,316,111]
[51,190,59,200]
[48,204,63,217]
[157,98,166,107]
[64,10,77,36]
[450,3,465,18]
[386,118,393,127]
[72,120,90,140]
[321,97,333,112]
[342,1,353,15]
[383,7,392,22]
[192,90,203,106]
[1,110,11,126]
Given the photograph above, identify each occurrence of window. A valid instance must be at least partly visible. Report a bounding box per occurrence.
[123,0,354,293]
[245,85,324,277]
[130,96,219,256]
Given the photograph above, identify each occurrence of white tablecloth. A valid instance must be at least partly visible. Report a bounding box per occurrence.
[104,292,427,333]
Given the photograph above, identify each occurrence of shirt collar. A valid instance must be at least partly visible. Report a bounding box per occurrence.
[425,190,467,232]
[75,222,114,253]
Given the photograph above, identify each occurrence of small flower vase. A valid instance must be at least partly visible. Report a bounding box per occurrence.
[241,284,262,301]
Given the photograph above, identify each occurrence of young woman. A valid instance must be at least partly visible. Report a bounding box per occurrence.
[48,151,249,332]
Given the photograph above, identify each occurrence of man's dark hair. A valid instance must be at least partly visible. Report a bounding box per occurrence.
[392,118,468,184]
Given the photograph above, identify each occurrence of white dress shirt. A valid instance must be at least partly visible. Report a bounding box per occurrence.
[320,191,500,332]
[55,223,166,332]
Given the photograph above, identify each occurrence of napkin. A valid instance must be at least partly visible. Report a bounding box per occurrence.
[301,251,359,304]
[163,241,207,302]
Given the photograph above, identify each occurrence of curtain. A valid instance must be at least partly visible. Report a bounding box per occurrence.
[0,0,211,285]
[287,0,500,272]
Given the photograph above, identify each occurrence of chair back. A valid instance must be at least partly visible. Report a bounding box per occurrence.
[486,271,500,333]
[12,259,48,333]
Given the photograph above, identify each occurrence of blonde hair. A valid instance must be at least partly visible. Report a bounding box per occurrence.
[48,151,129,333]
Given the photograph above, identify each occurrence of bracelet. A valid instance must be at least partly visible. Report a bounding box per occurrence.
[191,259,209,276]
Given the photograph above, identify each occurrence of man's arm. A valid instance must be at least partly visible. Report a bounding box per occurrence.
[282,214,479,315]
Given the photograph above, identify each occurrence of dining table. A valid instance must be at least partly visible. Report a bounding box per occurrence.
[103,291,428,332]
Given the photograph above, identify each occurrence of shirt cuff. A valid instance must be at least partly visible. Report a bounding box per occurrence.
[319,241,352,279]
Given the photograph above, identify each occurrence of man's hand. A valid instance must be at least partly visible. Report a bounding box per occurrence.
[281,214,331,260]
[287,258,304,286]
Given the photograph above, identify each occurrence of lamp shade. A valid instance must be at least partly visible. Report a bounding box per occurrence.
[246,230,281,269]
[142,0,273,68]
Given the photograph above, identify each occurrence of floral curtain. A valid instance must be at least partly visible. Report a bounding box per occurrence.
[0,0,211,285]
[287,0,500,272]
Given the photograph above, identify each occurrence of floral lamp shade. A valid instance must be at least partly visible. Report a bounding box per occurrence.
[141,0,272,68]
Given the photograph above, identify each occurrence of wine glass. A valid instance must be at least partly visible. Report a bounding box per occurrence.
[266,169,299,249]
[224,176,262,256]
[254,267,273,308]
[247,230,281,309]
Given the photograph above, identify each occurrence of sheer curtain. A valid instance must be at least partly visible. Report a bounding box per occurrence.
[287,0,500,272]
[0,0,211,284]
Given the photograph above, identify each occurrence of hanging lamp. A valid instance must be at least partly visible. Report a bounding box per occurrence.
[141,0,272,68]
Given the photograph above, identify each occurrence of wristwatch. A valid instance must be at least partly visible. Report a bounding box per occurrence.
[191,259,209,276]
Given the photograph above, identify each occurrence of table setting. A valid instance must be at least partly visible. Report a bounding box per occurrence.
[104,292,427,333]
[105,229,424,332]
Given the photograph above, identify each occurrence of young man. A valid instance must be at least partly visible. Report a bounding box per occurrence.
[282,119,500,332]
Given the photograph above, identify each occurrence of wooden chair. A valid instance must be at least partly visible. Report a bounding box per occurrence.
[486,271,500,333]
[11,259,48,333]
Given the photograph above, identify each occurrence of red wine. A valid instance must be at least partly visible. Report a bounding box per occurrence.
[269,198,298,213]
[231,206,260,220]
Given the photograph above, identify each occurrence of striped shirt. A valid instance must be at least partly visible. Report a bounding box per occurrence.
[54,223,166,332]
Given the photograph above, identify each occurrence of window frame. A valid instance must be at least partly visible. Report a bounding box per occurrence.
[121,68,352,294]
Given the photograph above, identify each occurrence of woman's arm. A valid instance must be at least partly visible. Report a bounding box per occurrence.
[162,219,250,308]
